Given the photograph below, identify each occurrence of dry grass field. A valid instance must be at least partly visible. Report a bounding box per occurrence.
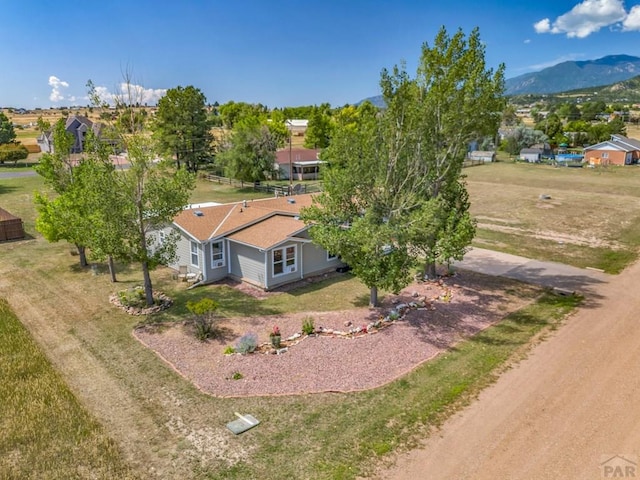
[465,161,640,272]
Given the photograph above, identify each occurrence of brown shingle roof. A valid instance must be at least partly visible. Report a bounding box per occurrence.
[173,194,315,242]
[227,215,307,249]
[275,148,320,165]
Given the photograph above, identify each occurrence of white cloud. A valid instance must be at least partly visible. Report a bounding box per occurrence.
[534,18,551,33]
[534,0,628,38]
[623,5,640,29]
[88,83,167,106]
[48,75,69,102]
[117,83,167,105]
[524,38,532,44]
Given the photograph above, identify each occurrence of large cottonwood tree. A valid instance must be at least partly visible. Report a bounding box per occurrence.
[302,27,505,305]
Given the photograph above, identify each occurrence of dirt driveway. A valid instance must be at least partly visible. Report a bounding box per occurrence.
[378,258,640,479]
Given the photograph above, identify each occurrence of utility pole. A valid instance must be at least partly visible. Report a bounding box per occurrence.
[287,120,293,195]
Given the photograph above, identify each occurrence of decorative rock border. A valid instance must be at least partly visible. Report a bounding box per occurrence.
[236,297,442,356]
[109,289,173,315]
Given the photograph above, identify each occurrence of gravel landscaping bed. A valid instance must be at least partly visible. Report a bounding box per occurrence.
[134,272,536,397]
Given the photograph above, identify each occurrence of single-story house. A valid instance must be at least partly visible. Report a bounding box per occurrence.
[583,134,640,166]
[467,151,496,163]
[161,193,344,290]
[275,148,323,181]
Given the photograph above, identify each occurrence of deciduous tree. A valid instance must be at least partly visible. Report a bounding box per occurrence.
[217,116,278,183]
[302,27,504,304]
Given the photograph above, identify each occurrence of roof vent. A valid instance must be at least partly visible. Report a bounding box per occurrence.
[194,210,204,217]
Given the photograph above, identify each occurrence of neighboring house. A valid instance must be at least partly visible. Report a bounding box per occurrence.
[519,143,553,163]
[37,115,105,154]
[162,194,344,290]
[519,148,544,163]
[275,148,323,181]
[467,151,496,163]
[285,119,308,136]
[583,134,640,166]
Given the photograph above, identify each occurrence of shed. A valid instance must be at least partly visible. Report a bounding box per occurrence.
[0,208,25,241]
[467,150,496,162]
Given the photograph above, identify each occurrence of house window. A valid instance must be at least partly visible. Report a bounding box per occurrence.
[158,230,166,245]
[602,152,609,158]
[327,251,337,261]
[190,241,199,267]
[210,241,224,268]
[273,245,296,276]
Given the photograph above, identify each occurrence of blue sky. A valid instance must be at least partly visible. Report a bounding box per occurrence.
[2,0,640,109]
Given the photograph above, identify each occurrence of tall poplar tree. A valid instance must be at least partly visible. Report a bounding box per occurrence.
[302,27,505,305]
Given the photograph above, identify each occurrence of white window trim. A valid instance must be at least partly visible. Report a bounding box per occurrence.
[272,245,297,276]
[190,241,199,267]
[210,240,225,268]
[327,251,337,261]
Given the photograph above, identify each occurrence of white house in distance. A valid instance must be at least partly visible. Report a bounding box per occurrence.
[285,119,308,136]
[161,193,344,290]
[275,148,323,181]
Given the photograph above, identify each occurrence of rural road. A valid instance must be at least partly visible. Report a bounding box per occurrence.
[379,251,640,480]
[0,170,37,178]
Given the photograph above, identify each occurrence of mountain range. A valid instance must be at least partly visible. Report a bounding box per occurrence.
[505,55,640,95]
[359,55,640,104]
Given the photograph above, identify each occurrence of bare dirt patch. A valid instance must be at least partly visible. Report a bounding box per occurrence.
[134,272,538,398]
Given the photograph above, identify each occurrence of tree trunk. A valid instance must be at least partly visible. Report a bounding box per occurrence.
[142,261,154,306]
[108,255,117,283]
[370,286,378,307]
[424,261,437,281]
[77,244,88,267]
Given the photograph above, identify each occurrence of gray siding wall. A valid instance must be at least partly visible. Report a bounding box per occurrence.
[203,239,229,283]
[303,243,343,276]
[265,241,303,289]
[170,230,201,276]
[229,241,266,287]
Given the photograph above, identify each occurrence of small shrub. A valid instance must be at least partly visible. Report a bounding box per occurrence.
[193,317,215,341]
[187,297,219,341]
[232,371,243,380]
[117,286,147,308]
[302,316,315,335]
[388,310,400,321]
[223,345,236,355]
[235,333,258,354]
